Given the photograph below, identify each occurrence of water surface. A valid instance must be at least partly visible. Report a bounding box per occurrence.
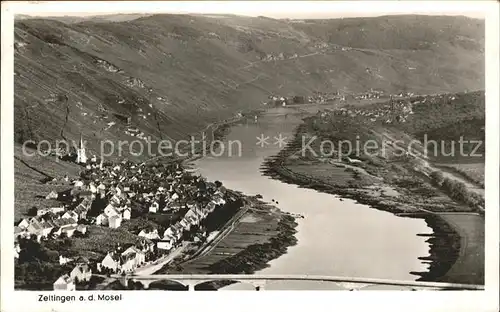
[194,107,433,290]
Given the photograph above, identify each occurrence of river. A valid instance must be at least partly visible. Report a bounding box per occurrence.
[193,107,433,290]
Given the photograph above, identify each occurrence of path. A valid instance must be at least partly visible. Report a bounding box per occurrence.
[134,245,187,276]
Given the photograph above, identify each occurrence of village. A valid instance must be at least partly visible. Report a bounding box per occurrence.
[312,93,419,124]
[14,139,234,291]
[264,88,407,108]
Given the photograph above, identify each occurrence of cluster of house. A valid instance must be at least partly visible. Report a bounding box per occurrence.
[14,196,92,247]
[308,91,343,103]
[98,243,151,275]
[258,52,288,62]
[53,260,92,291]
[17,132,235,290]
[154,190,226,251]
[324,97,415,124]
[266,95,289,107]
[353,89,386,100]
[52,242,153,291]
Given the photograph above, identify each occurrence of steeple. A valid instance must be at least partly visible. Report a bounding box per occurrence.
[76,134,87,164]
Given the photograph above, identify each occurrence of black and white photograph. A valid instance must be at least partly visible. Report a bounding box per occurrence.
[1,1,499,311]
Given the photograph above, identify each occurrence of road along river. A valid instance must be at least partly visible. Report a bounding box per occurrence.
[193,107,433,290]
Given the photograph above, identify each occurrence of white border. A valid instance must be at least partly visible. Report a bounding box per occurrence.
[1,2,499,312]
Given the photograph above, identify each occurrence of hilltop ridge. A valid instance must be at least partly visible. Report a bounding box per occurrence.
[14,14,484,157]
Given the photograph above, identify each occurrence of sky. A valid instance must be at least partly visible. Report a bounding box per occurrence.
[8,1,488,19]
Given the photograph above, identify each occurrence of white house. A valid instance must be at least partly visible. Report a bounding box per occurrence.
[163,227,175,240]
[97,183,106,192]
[14,226,28,240]
[110,194,121,205]
[53,274,75,291]
[109,215,122,229]
[89,183,97,194]
[59,255,73,265]
[99,252,120,273]
[17,218,30,230]
[14,242,21,258]
[62,211,79,222]
[122,246,146,266]
[76,224,87,235]
[46,191,58,200]
[73,180,84,188]
[120,254,136,273]
[138,228,160,240]
[122,207,131,220]
[104,204,120,218]
[149,202,159,213]
[117,246,146,273]
[96,214,109,226]
[50,206,65,214]
[70,264,92,283]
[157,240,173,250]
[61,226,77,238]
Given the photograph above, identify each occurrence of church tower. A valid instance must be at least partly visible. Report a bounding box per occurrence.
[76,134,87,164]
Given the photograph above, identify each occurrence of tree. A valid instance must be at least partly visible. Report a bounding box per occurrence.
[27,206,38,217]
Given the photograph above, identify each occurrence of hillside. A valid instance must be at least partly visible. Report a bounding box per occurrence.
[14,14,484,160]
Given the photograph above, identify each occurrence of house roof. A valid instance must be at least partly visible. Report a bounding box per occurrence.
[75,256,90,264]
[103,252,120,263]
[120,252,136,263]
[122,245,143,256]
[72,264,91,275]
[62,225,77,232]
[64,211,78,218]
[40,221,54,229]
[18,218,29,225]
[54,218,77,227]
[74,205,88,214]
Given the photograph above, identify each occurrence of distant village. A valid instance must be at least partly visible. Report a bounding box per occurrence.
[15,138,231,291]
[264,88,414,108]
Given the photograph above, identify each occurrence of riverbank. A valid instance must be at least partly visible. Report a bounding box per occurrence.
[261,122,484,285]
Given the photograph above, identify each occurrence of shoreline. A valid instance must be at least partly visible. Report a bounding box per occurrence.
[146,113,300,288]
[259,125,479,285]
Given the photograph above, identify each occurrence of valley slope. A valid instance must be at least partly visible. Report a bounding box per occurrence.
[15,14,484,158]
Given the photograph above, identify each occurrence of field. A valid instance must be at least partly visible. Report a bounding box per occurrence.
[156,205,296,275]
[285,162,362,187]
[437,213,484,285]
[158,211,278,273]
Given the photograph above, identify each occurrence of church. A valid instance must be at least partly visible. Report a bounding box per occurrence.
[76,134,87,164]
